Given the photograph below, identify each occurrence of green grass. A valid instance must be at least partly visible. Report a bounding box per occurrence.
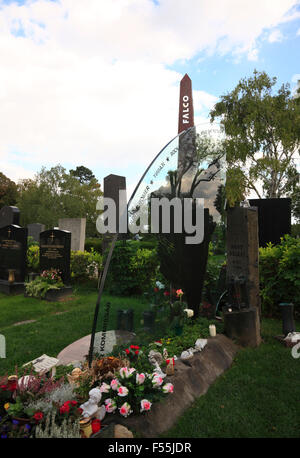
[161,318,300,438]
[0,287,148,375]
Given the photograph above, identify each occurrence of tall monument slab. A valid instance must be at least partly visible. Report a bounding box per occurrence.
[0,206,20,229]
[58,218,86,252]
[178,74,194,134]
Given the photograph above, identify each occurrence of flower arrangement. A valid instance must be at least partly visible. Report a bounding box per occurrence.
[99,366,173,418]
[25,269,64,299]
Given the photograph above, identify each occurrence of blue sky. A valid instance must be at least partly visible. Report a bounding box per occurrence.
[0,0,300,197]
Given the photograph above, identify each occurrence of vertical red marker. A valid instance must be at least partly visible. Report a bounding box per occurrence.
[178,74,194,134]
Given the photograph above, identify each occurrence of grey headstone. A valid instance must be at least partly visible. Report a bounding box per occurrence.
[0,206,20,229]
[27,223,45,242]
[58,218,86,252]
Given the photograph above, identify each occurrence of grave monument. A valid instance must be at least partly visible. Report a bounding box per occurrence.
[39,228,72,301]
[223,206,261,347]
[58,218,86,252]
[0,224,28,294]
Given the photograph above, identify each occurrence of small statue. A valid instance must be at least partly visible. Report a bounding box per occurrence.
[148,350,163,366]
[80,388,102,419]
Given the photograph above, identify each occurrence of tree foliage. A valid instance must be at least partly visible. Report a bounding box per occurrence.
[17,164,102,236]
[0,172,19,208]
[210,70,300,214]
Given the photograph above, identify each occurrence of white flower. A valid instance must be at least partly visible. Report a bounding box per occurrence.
[140,399,152,412]
[184,308,194,318]
[99,382,110,393]
[117,386,129,397]
[156,281,165,290]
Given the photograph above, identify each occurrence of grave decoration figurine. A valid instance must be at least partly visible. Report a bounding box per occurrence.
[80,387,102,419]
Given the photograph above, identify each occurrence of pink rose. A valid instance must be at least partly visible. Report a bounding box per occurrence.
[117,386,129,397]
[110,379,119,390]
[100,382,110,393]
[162,383,174,393]
[152,375,163,388]
[140,399,152,412]
[119,402,132,418]
[104,399,117,413]
[136,373,146,385]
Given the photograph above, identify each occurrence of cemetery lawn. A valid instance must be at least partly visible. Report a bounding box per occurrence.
[0,286,148,375]
[0,289,299,438]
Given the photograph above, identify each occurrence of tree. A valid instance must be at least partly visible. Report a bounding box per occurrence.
[17,165,102,236]
[210,70,300,214]
[69,166,95,184]
[0,172,18,207]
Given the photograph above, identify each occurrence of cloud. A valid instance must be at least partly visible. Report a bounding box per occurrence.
[268,29,284,43]
[0,0,299,185]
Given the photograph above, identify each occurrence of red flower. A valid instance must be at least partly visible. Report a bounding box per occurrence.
[164,291,170,296]
[135,350,139,355]
[154,287,159,293]
[8,381,17,392]
[60,404,70,414]
[125,349,130,355]
[33,412,44,422]
[0,384,7,391]
[130,345,139,350]
[91,419,101,434]
[71,400,77,406]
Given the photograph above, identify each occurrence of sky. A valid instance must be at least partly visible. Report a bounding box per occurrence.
[1,0,300,198]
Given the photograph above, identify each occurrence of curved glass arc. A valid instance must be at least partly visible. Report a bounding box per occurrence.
[88,122,226,365]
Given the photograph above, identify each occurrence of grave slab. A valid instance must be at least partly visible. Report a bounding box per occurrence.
[57,330,135,366]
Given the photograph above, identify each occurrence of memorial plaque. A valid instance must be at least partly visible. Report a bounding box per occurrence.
[27,223,45,242]
[39,229,71,284]
[0,225,28,283]
[0,206,20,229]
[249,198,291,247]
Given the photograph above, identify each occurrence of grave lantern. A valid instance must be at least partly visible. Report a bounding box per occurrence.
[279,303,295,337]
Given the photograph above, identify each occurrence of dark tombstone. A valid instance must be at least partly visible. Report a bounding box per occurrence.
[39,229,71,285]
[116,309,134,332]
[27,223,46,243]
[102,174,127,252]
[0,224,28,294]
[249,198,291,247]
[0,206,20,229]
[224,206,261,347]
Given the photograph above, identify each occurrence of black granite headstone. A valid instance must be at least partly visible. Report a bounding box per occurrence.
[0,206,20,229]
[249,198,291,247]
[39,229,71,284]
[0,225,28,285]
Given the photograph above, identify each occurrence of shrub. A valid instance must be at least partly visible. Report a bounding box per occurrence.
[105,241,159,295]
[84,237,103,253]
[70,249,102,282]
[259,235,300,317]
[27,245,40,273]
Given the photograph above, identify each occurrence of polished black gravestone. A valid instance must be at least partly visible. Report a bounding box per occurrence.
[39,229,71,286]
[249,198,291,247]
[0,206,20,229]
[0,225,28,294]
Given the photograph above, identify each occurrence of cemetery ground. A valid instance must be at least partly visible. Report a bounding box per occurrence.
[0,287,299,438]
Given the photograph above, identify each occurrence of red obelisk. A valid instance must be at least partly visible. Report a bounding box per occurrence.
[178,74,194,134]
